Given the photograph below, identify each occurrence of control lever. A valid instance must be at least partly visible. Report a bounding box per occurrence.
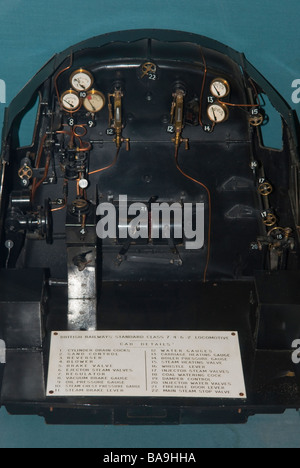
[170,89,189,150]
[108,88,130,150]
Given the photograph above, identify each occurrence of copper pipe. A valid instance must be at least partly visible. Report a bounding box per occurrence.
[174,147,212,283]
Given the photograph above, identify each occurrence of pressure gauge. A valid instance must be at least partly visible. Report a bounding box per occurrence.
[61,90,81,111]
[210,78,230,98]
[207,103,229,123]
[70,69,94,92]
[83,90,106,113]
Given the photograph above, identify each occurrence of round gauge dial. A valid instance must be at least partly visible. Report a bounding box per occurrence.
[61,90,81,111]
[210,78,230,98]
[83,90,106,113]
[207,103,229,123]
[70,69,94,92]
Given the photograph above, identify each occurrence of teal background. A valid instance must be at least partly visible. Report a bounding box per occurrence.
[0,0,300,448]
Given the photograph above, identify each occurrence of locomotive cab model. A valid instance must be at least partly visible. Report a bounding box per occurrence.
[0,30,300,424]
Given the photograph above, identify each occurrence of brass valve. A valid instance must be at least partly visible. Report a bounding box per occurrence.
[249,113,264,127]
[18,164,33,181]
[258,181,273,196]
[172,135,189,150]
[170,89,189,150]
[263,213,277,227]
[141,62,157,79]
[18,162,33,187]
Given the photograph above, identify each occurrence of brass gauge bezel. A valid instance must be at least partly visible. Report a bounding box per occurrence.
[207,102,229,124]
[210,78,230,98]
[70,69,94,92]
[83,89,106,113]
[61,89,81,112]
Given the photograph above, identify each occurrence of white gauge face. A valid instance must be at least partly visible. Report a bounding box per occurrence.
[210,79,230,98]
[61,91,80,111]
[207,103,228,123]
[83,90,106,113]
[70,70,93,92]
